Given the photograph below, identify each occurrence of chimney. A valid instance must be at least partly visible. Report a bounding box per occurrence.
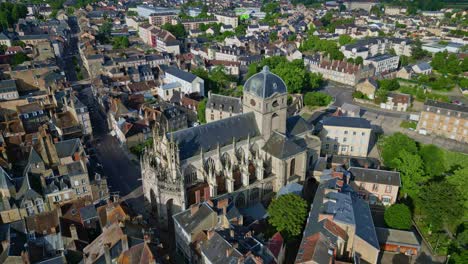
[104,244,111,264]
[70,225,78,240]
[230,229,234,238]
[122,235,129,252]
[207,229,215,240]
[190,204,199,216]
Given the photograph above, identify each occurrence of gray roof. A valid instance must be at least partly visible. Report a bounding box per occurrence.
[349,167,400,186]
[352,196,380,250]
[165,67,198,83]
[322,116,371,129]
[168,112,259,160]
[0,79,17,93]
[172,203,216,235]
[244,66,287,99]
[79,205,98,221]
[201,231,243,263]
[286,115,312,136]
[55,138,81,159]
[375,227,420,248]
[262,132,306,160]
[412,62,431,71]
[207,94,242,114]
[424,100,468,117]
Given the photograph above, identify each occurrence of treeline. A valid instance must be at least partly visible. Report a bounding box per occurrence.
[0,3,27,30]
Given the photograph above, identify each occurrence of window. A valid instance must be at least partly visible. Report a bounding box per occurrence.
[64,193,70,200]
[350,146,354,152]
[76,189,81,195]
[353,131,356,136]
[369,195,378,205]
[382,196,391,205]
[341,146,347,152]
[344,130,348,135]
[385,185,392,193]
[361,132,366,136]
[333,145,338,151]
[343,137,347,142]
[35,199,44,213]
[372,184,378,192]
[211,114,214,120]
[81,179,87,184]
[325,144,329,150]
[74,180,79,186]
[25,201,34,216]
[289,158,296,177]
[54,195,61,202]
[83,186,88,193]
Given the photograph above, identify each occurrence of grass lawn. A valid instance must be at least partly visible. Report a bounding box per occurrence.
[400,120,417,130]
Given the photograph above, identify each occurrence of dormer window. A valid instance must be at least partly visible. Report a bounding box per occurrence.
[272,100,279,107]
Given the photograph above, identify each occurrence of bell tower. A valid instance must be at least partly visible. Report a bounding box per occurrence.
[242,66,288,139]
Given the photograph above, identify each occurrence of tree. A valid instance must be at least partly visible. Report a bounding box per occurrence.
[380,133,418,168]
[379,79,400,91]
[355,56,363,65]
[162,23,186,38]
[11,52,28,66]
[412,39,427,60]
[375,88,389,104]
[384,204,412,230]
[308,72,322,89]
[419,181,464,231]
[392,150,426,197]
[338,35,353,46]
[197,98,207,124]
[0,44,7,54]
[112,36,130,49]
[419,145,446,178]
[267,194,308,240]
[304,92,332,107]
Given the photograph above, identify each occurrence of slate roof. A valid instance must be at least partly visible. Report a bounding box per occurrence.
[424,100,468,118]
[352,196,380,250]
[172,203,216,235]
[207,94,242,114]
[412,62,431,71]
[165,67,198,83]
[286,115,313,136]
[349,167,400,186]
[0,79,17,93]
[375,227,420,248]
[168,112,259,160]
[262,132,306,160]
[322,116,371,129]
[55,138,81,159]
[244,66,287,99]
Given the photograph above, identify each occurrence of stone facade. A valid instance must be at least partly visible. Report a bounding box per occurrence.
[142,67,321,227]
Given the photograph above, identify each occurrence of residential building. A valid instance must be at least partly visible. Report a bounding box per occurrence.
[320,116,372,157]
[381,92,411,112]
[163,67,205,96]
[136,5,180,18]
[296,177,380,264]
[417,100,468,142]
[304,55,375,86]
[364,54,400,74]
[149,12,178,26]
[341,38,412,59]
[17,103,49,133]
[356,78,378,99]
[181,18,218,30]
[348,167,400,205]
[214,12,239,28]
[205,92,243,122]
[411,62,432,75]
[0,80,19,101]
[375,228,420,256]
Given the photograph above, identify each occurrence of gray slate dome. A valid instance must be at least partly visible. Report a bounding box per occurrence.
[244,66,287,98]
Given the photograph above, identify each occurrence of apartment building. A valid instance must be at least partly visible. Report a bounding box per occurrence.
[304,55,375,86]
[320,116,372,157]
[181,18,217,30]
[341,38,412,59]
[417,100,468,143]
[149,12,178,26]
[364,54,400,74]
[214,12,239,28]
[139,24,180,55]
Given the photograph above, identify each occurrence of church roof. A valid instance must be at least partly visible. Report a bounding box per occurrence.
[286,115,313,136]
[262,132,306,160]
[244,66,287,99]
[167,112,259,160]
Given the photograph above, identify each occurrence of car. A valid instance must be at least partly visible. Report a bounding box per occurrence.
[452,100,463,106]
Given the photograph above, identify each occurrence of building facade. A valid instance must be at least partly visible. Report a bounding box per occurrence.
[417,100,468,142]
[142,67,321,227]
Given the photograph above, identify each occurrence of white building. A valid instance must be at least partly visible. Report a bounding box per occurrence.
[163,67,205,96]
[364,54,400,74]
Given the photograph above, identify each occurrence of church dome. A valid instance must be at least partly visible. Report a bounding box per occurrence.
[244,66,287,98]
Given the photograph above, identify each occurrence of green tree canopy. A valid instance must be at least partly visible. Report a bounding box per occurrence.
[380,133,419,168]
[304,91,332,107]
[112,36,130,49]
[419,180,464,230]
[338,35,353,46]
[384,204,412,230]
[378,79,400,91]
[419,145,446,177]
[267,194,308,240]
[392,150,426,197]
[162,23,186,38]
[197,98,207,124]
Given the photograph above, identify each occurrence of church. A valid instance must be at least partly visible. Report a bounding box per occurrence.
[141,66,322,226]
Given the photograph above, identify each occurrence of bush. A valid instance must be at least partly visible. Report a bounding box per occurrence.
[384,204,412,230]
[352,91,369,100]
[304,92,332,107]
